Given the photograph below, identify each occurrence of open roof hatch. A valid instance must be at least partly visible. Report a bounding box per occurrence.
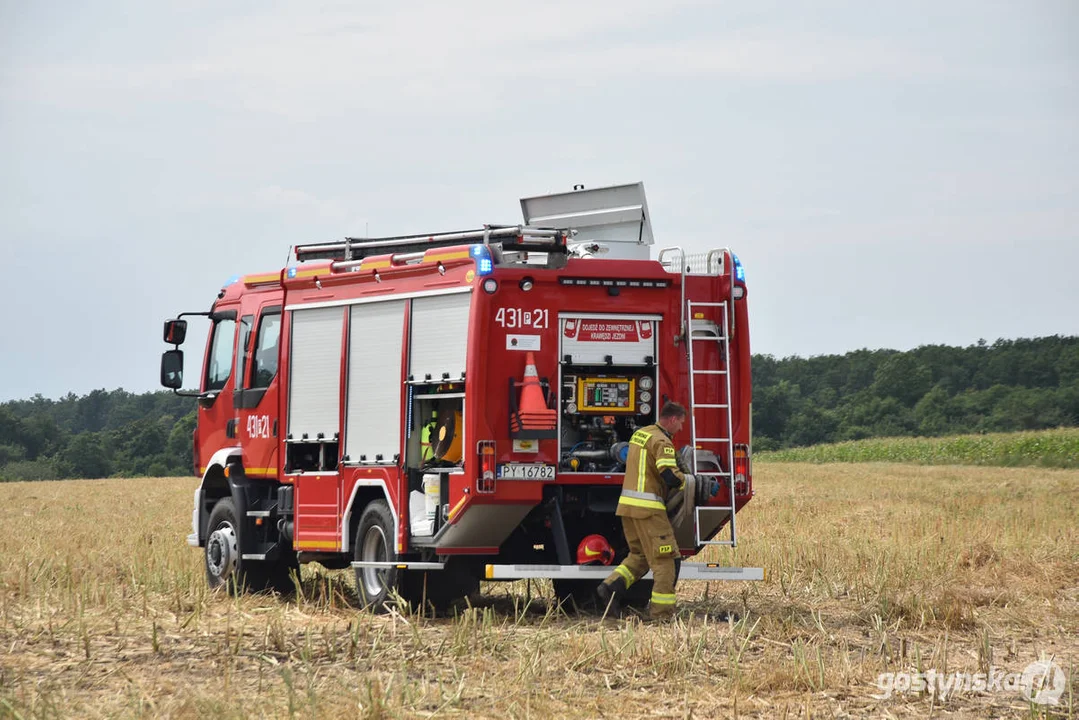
[520,182,654,260]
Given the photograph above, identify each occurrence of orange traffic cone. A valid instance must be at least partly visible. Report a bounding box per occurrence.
[519,352,547,410]
[511,352,557,437]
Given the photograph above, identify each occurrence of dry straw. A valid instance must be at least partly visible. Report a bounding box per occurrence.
[0,463,1075,718]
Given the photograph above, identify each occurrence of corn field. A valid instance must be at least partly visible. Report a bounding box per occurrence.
[759,428,1079,468]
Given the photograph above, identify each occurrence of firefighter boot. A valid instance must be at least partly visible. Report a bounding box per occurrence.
[645,559,682,622]
[646,603,677,622]
[596,576,627,617]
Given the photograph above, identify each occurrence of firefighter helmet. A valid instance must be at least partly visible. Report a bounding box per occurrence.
[577,534,615,565]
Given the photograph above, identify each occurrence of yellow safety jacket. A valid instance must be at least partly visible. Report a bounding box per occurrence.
[616,424,686,519]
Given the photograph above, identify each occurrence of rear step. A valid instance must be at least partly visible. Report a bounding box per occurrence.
[350,560,764,581]
[351,561,446,571]
[483,563,764,581]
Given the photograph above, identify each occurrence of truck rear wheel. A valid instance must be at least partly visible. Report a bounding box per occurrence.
[406,560,479,615]
[553,578,650,612]
[205,497,295,594]
[353,500,478,613]
[354,500,402,611]
[553,579,601,612]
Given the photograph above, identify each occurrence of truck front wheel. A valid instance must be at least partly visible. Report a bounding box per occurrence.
[205,497,294,594]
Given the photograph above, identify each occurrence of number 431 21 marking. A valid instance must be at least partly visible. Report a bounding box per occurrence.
[495,307,548,329]
[247,415,271,439]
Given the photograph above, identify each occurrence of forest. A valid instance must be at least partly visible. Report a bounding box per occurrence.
[751,335,1079,450]
[1,335,1077,480]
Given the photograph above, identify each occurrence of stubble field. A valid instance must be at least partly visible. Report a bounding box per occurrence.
[0,463,1076,719]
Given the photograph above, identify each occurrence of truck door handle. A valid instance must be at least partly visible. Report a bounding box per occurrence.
[226,419,238,439]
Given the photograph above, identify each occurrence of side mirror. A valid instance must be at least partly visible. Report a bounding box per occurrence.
[164,319,188,345]
[161,349,184,389]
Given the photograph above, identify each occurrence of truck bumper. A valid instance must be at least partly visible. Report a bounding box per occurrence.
[188,487,202,547]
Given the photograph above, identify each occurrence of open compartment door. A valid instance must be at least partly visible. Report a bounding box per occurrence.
[520,182,654,260]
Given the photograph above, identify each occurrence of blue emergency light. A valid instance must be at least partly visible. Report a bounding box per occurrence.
[732,253,745,282]
[470,244,494,275]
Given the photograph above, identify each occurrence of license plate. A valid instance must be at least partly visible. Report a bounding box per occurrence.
[498,463,555,480]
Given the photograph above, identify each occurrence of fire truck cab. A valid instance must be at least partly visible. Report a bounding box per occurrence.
[161,182,761,609]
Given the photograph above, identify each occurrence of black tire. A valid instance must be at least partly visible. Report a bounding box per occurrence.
[353,500,479,614]
[353,500,403,611]
[552,579,602,612]
[205,497,296,594]
[553,577,652,612]
[407,559,480,615]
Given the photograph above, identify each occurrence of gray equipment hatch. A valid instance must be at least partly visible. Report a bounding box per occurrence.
[520,182,654,260]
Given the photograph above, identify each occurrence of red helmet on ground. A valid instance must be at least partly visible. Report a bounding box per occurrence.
[576,534,615,565]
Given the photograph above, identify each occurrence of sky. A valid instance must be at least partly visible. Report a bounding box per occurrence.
[1,0,1076,401]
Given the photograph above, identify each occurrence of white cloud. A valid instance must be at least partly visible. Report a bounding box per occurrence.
[4,1,955,121]
[1,0,1077,399]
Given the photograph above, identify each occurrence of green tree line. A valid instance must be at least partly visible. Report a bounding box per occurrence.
[0,390,196,480]
[753,335,1079,450]
[1,335,1077,480]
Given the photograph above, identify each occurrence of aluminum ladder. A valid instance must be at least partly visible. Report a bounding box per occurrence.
[294,225,569,263]
[657,247,737,547]
[686,299,737,546]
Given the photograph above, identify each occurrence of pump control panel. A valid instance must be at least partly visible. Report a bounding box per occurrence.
[559,370,657,472]
[577,377,635,413]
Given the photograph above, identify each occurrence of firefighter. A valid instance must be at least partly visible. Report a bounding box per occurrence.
[597,401,717,619]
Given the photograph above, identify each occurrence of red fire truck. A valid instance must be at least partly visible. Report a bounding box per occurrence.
[160,182,761,610]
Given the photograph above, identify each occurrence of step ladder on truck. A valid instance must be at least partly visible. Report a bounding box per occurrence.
[658,247,747,548]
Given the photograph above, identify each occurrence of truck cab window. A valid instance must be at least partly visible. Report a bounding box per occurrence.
[251,313,281,389]
[235,315,253,388]
[205,318,236,392]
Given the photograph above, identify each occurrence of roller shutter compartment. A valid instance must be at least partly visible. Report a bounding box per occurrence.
[345,300,406,463]
[410,291,472,382]
[287,307,344,440]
